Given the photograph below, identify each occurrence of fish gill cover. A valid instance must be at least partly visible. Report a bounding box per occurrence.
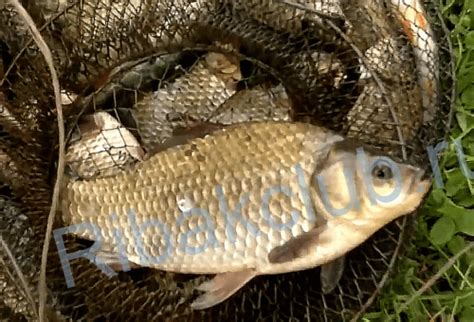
[0,0,455,321]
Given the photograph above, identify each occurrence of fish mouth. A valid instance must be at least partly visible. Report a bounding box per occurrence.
[410,168,432,196]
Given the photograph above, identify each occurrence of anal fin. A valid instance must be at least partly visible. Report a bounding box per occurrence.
[93,248,140,272]
[190,269,257,310]
[320,255,346,294]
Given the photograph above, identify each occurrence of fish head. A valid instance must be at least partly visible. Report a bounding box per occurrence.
[313,140,432,226]
[353,148,432,225]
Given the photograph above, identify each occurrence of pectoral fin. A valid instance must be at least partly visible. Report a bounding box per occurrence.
[267,224,327,264]
[190,269,257,310]
[94,248,140,272]
[320,255,345,294]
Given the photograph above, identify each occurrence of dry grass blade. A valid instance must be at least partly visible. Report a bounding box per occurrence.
[0,236,39,320]
[7,0,66,321]
[397,242,474,315]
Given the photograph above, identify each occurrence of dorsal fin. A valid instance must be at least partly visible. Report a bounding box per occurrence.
[147,122,229,155]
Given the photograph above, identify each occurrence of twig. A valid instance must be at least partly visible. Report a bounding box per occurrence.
[8,1,66,321]
[429,307,446,322]
[396,242,474,314]
[0,236,39,320]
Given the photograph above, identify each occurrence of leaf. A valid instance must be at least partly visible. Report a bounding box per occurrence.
[360,313,380,320]
[444,150,462,169]
[447,235,466,255]
[437,196,469,219]
[467,0,474,15]
[461,85,474,108]
[454,209,474,236]
[454,188,474,207]
[430,216,457,245]
[457,196,474,208]
[465,31,474,49]
[457,112,468,132]
[462,15,472,28]
[449,14,460,26]
[445,169,468,197]
[427,189,448,206]
[460,293,474,309]
[460,307,474,322]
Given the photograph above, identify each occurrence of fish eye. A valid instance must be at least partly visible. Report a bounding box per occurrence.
[371,162,393,180]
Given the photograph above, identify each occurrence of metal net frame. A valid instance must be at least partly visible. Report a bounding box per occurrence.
[0,0,455,321]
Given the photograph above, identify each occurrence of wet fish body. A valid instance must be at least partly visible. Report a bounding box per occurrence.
[389,0,439,123]
[65,111,145,179]
[358,37,409,80]
[347,53,423,145]
[345,0,440,125]
[0,196,40,320]
[132,52,241,152]
[91,53,182,108]
[209,84,292,124]
[346,12,424,145]
[347,85,423,154]
[60,121,430,309]
[226,0,346,33]
[341,0,392,51]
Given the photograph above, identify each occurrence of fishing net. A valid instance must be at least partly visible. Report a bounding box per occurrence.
[0,0,455,321]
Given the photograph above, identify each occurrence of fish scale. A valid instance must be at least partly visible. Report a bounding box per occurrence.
[208,84,291,124]
[132,51,241,152]
[61,122,334,274]
[59,117,430,311]
[0,0,450,319]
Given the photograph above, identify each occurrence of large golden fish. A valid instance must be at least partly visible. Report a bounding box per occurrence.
[59,121,431,310]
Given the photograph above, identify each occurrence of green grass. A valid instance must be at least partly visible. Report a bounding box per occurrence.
[363,1,474,321]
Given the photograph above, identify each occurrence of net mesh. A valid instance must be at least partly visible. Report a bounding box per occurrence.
[0,0,455,321]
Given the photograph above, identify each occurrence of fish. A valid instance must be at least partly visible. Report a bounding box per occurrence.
[26,0,70,20]
[347,37,423,147]
[0,3,30,50]
[0,195,38,320]
[36,0,204,92]
[84,53,183,114]
[340,0,393,51]
[192,4,361,130]
[389,0,439,123]
[132,51,241,152]
[226,0,347,34]
[208,83,292,124]
[358,37,409,80]
[343,0,438,123]
[65,111,145,180]
[347,81,422,146]
[59,121,431,310]
[317,10,423,288]
[340,1,426,151]
[0,91,30,140]
[315,3,431,286]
